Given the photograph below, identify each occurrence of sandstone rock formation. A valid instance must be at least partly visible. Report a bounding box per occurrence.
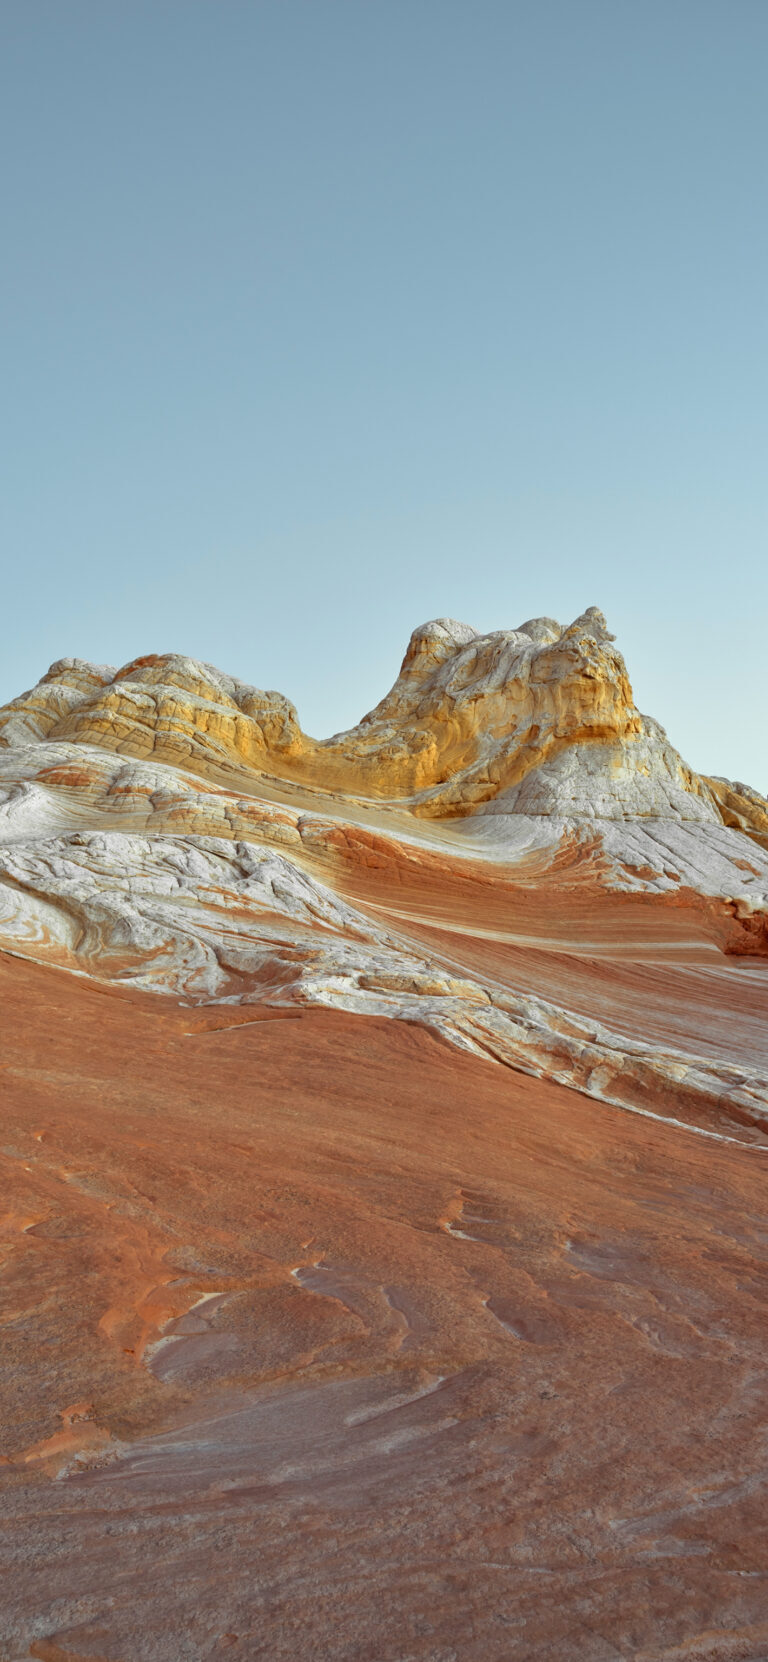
[2,609,768,1661]
[2,608,756,827]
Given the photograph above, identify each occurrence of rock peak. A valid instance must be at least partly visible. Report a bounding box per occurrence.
[0,608,764,844]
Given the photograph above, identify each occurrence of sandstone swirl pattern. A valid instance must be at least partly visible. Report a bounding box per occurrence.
[2,609,768,1662]
[1,605,767,1139]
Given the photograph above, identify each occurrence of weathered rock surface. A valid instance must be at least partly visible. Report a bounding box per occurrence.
[1,609,768,1660]
[2,608,759,829]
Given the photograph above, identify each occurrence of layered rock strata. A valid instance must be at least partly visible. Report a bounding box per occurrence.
[2,607,763,830]
[0,606,766,1139]
[2,608,768,1660]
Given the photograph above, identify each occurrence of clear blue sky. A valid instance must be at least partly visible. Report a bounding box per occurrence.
[1,1,766,787]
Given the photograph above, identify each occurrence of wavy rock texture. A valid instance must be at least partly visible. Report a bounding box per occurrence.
[2,609,768,1661]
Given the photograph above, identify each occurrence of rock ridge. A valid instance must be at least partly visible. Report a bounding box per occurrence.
[1,608,765,840]
[0,606,766,1145]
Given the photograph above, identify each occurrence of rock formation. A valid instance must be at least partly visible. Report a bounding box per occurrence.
[3,607,760,829]
[2,608,768,1661]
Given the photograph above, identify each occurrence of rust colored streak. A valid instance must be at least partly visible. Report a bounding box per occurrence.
[1,953,768,1659]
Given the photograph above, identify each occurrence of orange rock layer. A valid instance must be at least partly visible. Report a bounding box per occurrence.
[2,956,768,1660]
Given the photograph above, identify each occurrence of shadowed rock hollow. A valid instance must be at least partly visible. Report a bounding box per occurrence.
[1,609,768,1661]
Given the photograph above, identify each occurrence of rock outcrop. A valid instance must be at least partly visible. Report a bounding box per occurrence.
[2,606,755,827]
[3,608,768,1661]
[1,606,767,1129]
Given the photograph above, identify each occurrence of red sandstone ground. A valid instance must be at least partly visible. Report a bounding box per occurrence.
[2,951,768,1661]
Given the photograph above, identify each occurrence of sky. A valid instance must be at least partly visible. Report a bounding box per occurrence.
[1,1,766,786]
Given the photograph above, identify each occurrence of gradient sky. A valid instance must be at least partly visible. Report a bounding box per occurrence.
[1,1,766,786]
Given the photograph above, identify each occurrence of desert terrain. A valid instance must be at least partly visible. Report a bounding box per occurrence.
[1,608,767,1660]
